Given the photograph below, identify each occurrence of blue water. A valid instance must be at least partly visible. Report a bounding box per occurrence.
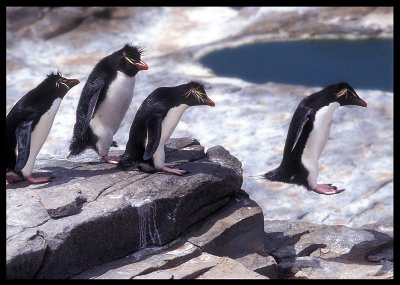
[200,39,393,92]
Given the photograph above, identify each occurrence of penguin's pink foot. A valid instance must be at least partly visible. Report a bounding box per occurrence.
[26,175,52,184]
[313,184,345,195]
[160,166,187,176]
[6,173,24,184]
[103,155,120,164]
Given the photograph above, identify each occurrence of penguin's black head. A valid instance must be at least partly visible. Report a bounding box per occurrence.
[181,81,215,107]
[333,82,367,107]
[45,72,80,98]
[119,44,149,76]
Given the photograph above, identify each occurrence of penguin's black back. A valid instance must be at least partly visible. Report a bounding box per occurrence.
[69,54,117,155]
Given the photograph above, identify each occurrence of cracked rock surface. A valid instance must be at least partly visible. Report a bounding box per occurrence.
[6,7,393,227]
[264,220,393,279]
[6,138,243,279]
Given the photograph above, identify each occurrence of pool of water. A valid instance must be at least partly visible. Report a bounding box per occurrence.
[200,39,393,92]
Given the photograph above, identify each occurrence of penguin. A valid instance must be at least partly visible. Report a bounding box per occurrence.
[117,81,215,175]
[68,44,148,164]
[262,82,367,195]
[6,72,80,184]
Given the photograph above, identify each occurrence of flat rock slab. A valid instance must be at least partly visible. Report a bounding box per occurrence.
[74,191,275,279]
[135,253,268,279]
[6,138,243,279]
[279,257,393,279]
[264,220,393,261]
[264,220,393,279]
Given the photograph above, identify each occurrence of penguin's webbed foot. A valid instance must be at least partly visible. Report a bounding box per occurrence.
[6,172,24,184]
[160,166,187,176]
[26,175,52,184]
[313,184,345,195]
[103,155,121,165]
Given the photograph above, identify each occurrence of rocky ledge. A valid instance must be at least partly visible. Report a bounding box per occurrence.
[6,138,392,279]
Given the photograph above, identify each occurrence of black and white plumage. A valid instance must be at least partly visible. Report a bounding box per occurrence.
[68,44,148,164]
[262,82,367,195]
[6,72,79,184]
[118,81,215,175]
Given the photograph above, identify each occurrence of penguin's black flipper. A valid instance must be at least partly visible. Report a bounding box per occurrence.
[290,109,313,153]
[80,85,102,137]
[143,115,163,160]
[15,120,34,172]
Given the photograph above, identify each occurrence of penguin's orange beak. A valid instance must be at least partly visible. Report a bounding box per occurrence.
[65,79,80,88]
[356,98,367,107]
[136,60,149,70]
[206,98,215,107]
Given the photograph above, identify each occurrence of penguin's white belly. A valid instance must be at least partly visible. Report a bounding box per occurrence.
[152,104,189,169]
[301,102,339,188]
[90,72,135,155]
[21,98,62,176]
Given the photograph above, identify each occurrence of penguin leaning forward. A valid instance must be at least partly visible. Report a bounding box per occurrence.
[262,82,367,195]
[68,44,148,164]
[6,72,79,184]
[117,81,215,175]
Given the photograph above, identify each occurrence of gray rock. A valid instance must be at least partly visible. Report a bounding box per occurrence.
[6,7,393,228]
[38,187,87,219]
[6,229,47,279]
[6,7,114,40]
[6,138,243,279]
[74,191,275,279]
[279,257,393,279]
[184,190,277,278]
[74,239,201,279]
[186,190,263,257]
[264,220,393,261]
[134,253,267,279]
[196,256,268,279]
[264,220,393,279]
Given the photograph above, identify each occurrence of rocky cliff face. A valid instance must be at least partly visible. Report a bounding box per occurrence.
[6,7,393,227]
[6,138,392,279]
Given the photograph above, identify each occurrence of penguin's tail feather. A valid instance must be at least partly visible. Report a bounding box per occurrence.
[68,136,90,158]
[117,153,137,169]
[262,167,291,183]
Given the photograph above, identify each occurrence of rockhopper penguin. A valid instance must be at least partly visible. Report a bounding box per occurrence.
[118,81,215,175]
[68,44,148,164]
[6,72,80,184]
[262,82,367,195]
